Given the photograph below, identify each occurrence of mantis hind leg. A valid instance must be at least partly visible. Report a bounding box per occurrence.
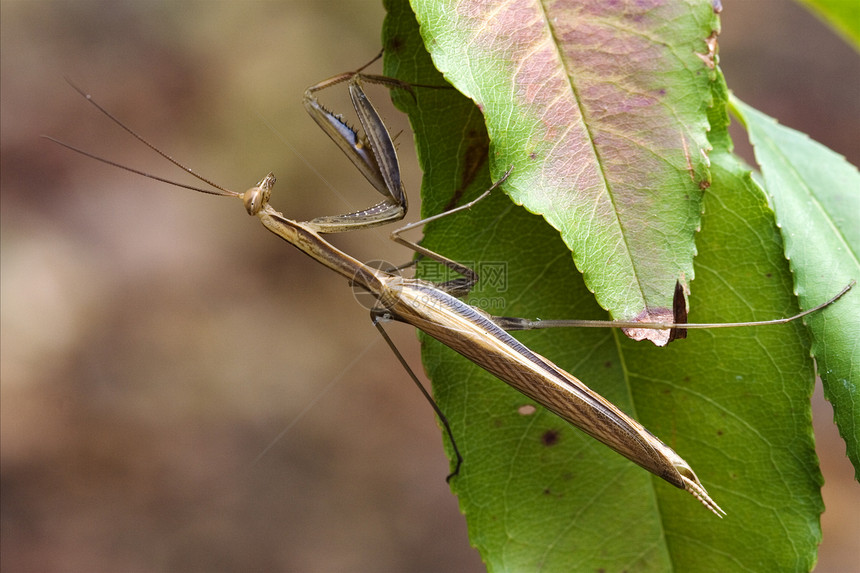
[371,311,463,481]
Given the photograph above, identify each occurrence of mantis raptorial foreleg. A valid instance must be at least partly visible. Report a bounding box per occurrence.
[300,52,410,232]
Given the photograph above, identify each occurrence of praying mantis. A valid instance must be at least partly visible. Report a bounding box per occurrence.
[47,56,852,519]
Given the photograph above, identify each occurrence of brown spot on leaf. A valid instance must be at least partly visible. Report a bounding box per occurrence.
[386,36,404,54]
[541,429,560,446]
[697,32,719,69]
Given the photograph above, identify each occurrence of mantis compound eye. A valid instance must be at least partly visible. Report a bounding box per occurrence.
[243,173,275,215]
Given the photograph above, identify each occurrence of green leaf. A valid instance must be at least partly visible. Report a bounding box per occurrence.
[731,96,860,478]
[384,2,824,571]
[399,0,721,345]
[795,0,860,51]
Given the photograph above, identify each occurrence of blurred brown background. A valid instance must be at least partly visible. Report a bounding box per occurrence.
[1,1,857,572]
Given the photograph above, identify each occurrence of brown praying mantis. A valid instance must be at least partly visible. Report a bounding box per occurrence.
[47,56,853,519]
